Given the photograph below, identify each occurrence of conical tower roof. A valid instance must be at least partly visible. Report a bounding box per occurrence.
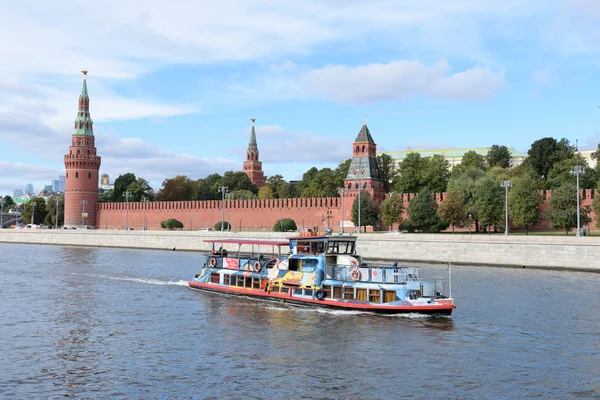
[354,118,375,143]
[248,118,258,152]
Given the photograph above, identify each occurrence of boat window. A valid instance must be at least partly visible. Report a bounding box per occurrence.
[302,258,319,270]
[289,258,300,271]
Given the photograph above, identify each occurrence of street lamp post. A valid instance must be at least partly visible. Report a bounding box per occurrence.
[123,191,131,230]
[570,166,585,237]
[55,196,60,229]
[80,199,87,229]
[468,213,472,235]
[302,215,305,231]
[500,180,512,236]
[338,188,346,234]
[227,193,232,232]
[0,199,4,229]
[190,216,192,231]
[218,186,228,232]
[239,216,242,232]
[141,196,148,230]
[31,203,36,225]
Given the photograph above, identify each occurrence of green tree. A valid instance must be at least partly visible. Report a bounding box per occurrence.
[272,218,297,232]
[258,186,274,199]
[128,177,154,202]
[474,178,504,232]
[508,175,543,235]
[486,166,511,183]
[22,197,47,225]
[407,187,439,232]
[98,189,113,202]
[267,174,289,199]
[351,190,379,232]
[157,175,195,201]
[526,137,575,180]
[380,193,404,230]
[112,173,137,202]
[376,153,397,192]
[336,159,352,182]
[452,151,486,177]
[423,154,450,193]
[44,194,64,228]
[300,167,344,198]
[161,218,184,230]
[438,191,466,233]
[447,167,485,231]
[546,184,578,235]
[394,152,426,193]
[1,195,15,210]
[220,171,258,194]
[546,155,597,190]
[229,190,257,200]
[591,144,600,174]
[593,185,600,228]
[487,145,512,169]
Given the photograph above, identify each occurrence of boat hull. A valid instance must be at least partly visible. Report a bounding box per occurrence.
[188,281,455,316]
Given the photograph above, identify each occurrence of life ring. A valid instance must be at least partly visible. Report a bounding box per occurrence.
[253,261,262,272]
[315,290,325,300]
[209,257,217,267]
[350,268,361,281]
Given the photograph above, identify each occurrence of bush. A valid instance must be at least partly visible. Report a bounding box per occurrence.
[273,218,297,232]
[161,218,184,230]
[398,220,416,233]
[214,221,231,231]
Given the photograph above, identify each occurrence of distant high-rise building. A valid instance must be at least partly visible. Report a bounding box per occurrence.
[52,180,60,192]
[44,185,53,192]
[58,175,65,193]
[13,189,23,198]
[25,184,33,195]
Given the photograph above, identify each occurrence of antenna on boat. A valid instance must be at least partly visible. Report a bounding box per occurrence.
[448,261,452,299]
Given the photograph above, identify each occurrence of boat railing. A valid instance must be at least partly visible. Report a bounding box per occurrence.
[325,265,423,284]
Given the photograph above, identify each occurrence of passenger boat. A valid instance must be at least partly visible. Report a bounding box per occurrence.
[188,234,456,316]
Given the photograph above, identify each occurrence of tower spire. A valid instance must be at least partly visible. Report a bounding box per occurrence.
[74,71,93,136]
[243,118,266,187]
[248,118,258,152]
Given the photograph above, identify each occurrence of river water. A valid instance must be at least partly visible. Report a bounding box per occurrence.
[0,244,598,399]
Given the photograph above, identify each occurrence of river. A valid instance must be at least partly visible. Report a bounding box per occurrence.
[0,244,598,399]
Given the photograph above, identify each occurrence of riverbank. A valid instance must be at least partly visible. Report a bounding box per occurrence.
[1,229,598,272]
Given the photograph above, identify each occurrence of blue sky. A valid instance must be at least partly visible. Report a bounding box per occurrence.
[1,0,599,196]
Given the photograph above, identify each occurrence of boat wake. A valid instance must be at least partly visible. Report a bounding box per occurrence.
[105,276,189,286]
[80,273,188,286]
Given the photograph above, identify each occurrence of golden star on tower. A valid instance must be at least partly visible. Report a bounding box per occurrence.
[81,69,88,76]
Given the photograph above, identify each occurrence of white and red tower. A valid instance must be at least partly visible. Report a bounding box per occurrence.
[63,70,101,228]
[243,118,266,187]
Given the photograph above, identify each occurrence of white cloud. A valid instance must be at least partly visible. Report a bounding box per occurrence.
[300,60,504,104]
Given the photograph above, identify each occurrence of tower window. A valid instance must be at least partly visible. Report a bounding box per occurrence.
[77,149,80,155]
[362,145,366,152]
[76,172,79,178]
[88,172,91,179]
[88,150,91,156]
[355,146,359,153]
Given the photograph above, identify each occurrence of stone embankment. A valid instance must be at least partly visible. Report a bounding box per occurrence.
[1,230,598,272]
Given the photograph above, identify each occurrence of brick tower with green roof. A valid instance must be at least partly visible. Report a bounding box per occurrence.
[243,118,266,187]
[63,71,101,228]
[344,119,386,204]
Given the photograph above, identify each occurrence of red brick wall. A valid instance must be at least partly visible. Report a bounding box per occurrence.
[96,197,343,231]
[95,190,597,232]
